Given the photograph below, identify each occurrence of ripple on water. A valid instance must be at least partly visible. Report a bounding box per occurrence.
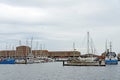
[0,62,120,80]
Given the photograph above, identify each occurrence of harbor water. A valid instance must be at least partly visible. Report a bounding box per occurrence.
[0,62,120,80]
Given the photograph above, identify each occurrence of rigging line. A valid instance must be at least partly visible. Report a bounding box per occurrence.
[80,34,87,54]
[91,38,98,54]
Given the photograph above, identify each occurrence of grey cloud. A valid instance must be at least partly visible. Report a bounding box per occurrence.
[0,0,120,27]
[0,0,120,53]
[0,0,80,8]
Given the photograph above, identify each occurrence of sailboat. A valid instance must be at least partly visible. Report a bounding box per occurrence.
[77,32,98,61]
[105,42,118,64]
[64,32,105,66]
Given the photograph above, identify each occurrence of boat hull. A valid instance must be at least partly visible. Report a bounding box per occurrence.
[15,59,26,64]
[105,60,118,64]
[0,59,15,64]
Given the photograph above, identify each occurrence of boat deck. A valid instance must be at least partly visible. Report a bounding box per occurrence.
[63,61,106,66]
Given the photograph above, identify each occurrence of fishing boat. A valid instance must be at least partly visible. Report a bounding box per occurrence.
[105,42,118,64]
[0,58,15,64]
[105,52,118,64]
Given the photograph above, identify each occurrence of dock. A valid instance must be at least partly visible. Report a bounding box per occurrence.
[63,61,106,66]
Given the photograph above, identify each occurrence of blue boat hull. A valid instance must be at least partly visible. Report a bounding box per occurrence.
[105,60,118,64]
[0,59,15,64]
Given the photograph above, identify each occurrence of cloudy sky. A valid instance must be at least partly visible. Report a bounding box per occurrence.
[0,0,120,54]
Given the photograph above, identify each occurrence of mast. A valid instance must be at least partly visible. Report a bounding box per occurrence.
[40,44,42,57]
[110,41,112,52]
[24,39,28,64]
[36,41,38,50]
[90,39,93,54]
[26,39,28,58]
[6,44,7,58]
[26,39,28,46]
[73,42,76,58]
[31,37,33,54]
[12,45,15,58]
[19,40,21,46]
[43,44,45,57]
[35,41,38,57]
[9,44,11,58]
[87,32,89,54]
[105,40,108,53]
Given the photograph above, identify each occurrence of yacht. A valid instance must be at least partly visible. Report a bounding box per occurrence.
[65,32,105,66]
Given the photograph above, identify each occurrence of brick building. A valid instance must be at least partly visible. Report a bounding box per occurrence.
[0,46,81,58]
[48,51,80,58]
[32,50,48,57]
[16,46,31,58]
[0,50,15,58]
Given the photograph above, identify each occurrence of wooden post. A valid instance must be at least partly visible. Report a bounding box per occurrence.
[63,61,64,66]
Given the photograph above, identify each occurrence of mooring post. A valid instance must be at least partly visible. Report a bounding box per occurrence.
[63,61,64,66]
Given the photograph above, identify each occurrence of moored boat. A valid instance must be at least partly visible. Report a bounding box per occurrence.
[15,58,26,64]
[26,53,34,64]
[64,32,105,66]
[0,58,15,64]
[105,52,118,64]
[105,42,118,64]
